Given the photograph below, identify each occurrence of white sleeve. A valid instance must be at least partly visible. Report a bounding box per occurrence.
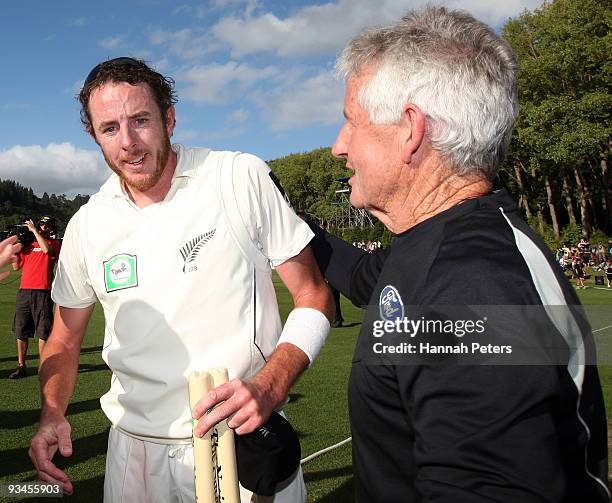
[232,153,313,268]
[51,208,97,308]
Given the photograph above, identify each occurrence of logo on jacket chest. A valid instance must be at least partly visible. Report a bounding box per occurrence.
[104,254,138,292]
[379,285,404,321]
[179,229,216,273]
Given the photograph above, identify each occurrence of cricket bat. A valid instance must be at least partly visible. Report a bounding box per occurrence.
[188,369,240,503]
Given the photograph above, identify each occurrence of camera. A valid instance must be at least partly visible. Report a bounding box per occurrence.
[0,225,35,245]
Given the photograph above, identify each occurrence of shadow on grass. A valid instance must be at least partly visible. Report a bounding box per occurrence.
[79,345,103,355]
[0,361,107,379]
[2,430,109,478]
[1,398,101,429]
[332,322,361,329]
[304,465,353,483]
[0,354,39,365]
[0,345,103,365]
[77,363,109,374]
[288,393,305,404]
[0,366,35,379]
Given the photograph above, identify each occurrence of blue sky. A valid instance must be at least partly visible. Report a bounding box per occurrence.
[0,0,543,196]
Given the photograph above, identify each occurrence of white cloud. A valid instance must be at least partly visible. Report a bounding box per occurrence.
[71,17,87,27]
[255,71,344,130]
[172,4,192,16]
[179,62,279,104]
[0,143,109,196]
[227,108,249,124]
[100,35,125,50]
[174,129,199,143]
[3,103,31,110]
[152,57,170,72]
[213,0,251,7]
[203,126,247,142]
[211,0,546,58]
[448,0,545,26]
[149,28,221,60]
[211,0,410,58]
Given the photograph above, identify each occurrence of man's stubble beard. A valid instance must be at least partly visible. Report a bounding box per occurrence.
[104,133,172,193]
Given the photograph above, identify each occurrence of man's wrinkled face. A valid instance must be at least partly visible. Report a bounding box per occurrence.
[88,81,175,195]
[332,68,403,213]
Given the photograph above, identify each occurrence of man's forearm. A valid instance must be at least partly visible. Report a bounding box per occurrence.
[39,305,93,422]
[292,286,335,321]
[251,342,310,410]
[32,229,51,254]
[39,337,81,421]
[308,223,388,306]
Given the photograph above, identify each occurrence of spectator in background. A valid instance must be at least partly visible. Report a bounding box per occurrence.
[9,216,61,379]
[597,243,606,263]
[578,238,590,264]
[605,259,612,289]
[330,285,344,328]
[0,235,21,279]
[590,244,597,265]
[573,257,586,289]
[558,253,566,272]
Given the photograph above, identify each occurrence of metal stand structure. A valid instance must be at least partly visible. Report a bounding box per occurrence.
[332,188,374,230]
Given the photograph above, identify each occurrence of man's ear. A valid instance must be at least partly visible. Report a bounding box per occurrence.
[165,106,176,138]
[399,103,426,164]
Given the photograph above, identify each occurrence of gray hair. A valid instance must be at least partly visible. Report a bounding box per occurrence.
[335,6,519,179]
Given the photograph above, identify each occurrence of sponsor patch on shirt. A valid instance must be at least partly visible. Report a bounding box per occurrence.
[103,253,138,292]
[379,285,404,321]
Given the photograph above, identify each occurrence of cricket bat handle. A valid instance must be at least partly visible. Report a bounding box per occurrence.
[188,371,217,503]
[209,368,240,503]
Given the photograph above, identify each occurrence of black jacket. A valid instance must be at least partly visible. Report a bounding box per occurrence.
[311,190,609,503]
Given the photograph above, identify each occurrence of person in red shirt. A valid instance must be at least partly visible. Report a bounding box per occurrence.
[9,216,61,379]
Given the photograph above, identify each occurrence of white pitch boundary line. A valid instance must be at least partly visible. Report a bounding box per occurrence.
[301,437,352,465]
[575,286,612,291]
[593,324,612,334]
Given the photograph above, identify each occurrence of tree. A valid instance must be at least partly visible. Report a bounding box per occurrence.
[0,179,89,236]
[501,0,612,238]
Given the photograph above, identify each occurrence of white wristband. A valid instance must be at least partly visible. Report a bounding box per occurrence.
[277,308,331,365]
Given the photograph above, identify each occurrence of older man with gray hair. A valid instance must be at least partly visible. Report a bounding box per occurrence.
[310,6,609,502]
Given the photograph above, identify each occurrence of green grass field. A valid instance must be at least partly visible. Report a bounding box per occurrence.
[1,271,611,502]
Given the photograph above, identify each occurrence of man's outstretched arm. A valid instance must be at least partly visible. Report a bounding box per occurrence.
[29,304,94,495]
[308,222,389,307]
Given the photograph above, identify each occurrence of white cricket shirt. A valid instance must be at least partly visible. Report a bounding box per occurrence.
[52,144,313,441]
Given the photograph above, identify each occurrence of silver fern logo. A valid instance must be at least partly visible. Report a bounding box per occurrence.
[180,229,216,273]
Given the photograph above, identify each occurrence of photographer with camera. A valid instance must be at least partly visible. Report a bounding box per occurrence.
[9,216,61,379]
